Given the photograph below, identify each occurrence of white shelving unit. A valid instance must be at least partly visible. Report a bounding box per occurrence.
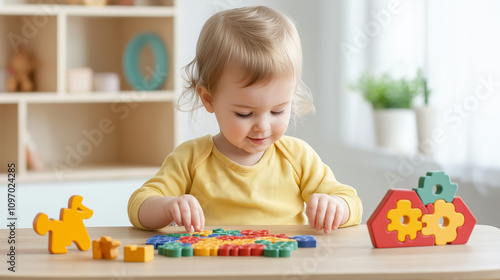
[0,1,180,182]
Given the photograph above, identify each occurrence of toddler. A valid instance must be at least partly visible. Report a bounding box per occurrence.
[128,6,362,234]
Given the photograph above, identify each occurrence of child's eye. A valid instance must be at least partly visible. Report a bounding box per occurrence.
[236,112,252,118]
[271,110,284,115]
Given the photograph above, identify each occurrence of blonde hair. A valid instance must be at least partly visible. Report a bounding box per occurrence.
[178,6,314,123]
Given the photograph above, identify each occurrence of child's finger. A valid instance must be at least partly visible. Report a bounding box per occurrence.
[314,198,328,231]
[178,199,193,232]
[198,205,205,232]
[170,202,183,226]
[306,195,319,228]
[323,202,336,233]
[188,199,201,232]
[331,204,344,230]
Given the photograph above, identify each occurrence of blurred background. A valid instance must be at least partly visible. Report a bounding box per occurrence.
[1,0,499,228]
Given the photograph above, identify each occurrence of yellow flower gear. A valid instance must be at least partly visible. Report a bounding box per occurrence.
[387,200,423,242]
[421,199,465,245]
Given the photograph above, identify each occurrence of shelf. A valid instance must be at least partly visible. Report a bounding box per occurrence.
[0,91,176,103]
[0,14,58,93]
[0,2,179,183]
[21,164,160,183]
[26,101,174,179]
[0,5,175,17]
[66,15,175,92]
[63,5,176,17]
[0,5,60,15]
[0,104,18,169]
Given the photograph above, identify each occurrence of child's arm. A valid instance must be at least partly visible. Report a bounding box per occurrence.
[128,136,213,232]
[138,195,205,233]
[306,194,349,234]
[274,137,363,232]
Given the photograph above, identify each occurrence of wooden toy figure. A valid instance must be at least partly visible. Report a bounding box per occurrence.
[33,195,94,254]
[6,48,36,92]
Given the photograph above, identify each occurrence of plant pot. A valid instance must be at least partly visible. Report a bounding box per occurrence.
[373,109,416,153]
[415,106,437,155]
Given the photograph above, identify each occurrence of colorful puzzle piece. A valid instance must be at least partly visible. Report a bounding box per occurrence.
[386,199,423,242]
[290,235,317,248]
[367,171,476,248]
[367,189,434,248]
[158,242,193,257]
[414,171,458,204]
[92,236,121,259]
[33,195,93,254]
[263,241,298,257]
[124,245,154,262]
[422,199,465,245]
[450,197,477,245]
[146,235,180,249]
[149,229,316,258]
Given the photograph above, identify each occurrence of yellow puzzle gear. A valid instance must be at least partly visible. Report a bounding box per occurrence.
[421,199,465,245]
[387,199,423,242]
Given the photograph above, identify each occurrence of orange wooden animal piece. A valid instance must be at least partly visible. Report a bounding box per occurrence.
[92,236,121,260]
[33,195,93,254]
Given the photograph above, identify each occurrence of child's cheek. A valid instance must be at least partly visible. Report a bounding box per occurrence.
[231,119,248,136]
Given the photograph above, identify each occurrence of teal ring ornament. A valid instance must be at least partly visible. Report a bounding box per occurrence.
[123,33,169,91]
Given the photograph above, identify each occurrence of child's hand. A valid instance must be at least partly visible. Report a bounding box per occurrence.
[306,194,349,233]
[165,194,205,233]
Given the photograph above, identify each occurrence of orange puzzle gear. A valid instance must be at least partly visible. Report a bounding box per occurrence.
[92,236,121,259]
[33,195,93,254]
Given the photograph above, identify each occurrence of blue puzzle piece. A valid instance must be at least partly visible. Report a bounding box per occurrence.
[290,235,317,248]
[146,235,180,249]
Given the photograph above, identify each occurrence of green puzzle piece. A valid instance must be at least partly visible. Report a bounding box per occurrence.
[158,242,193,257]
[413,171,458,205]
[263,241,297,258]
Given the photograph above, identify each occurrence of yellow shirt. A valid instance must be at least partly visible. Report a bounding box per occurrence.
[128,135,362,229]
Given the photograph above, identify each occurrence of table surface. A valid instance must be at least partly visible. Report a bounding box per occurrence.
[2,224,500,280]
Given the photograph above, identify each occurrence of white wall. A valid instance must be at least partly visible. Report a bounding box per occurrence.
[0,179,144,228]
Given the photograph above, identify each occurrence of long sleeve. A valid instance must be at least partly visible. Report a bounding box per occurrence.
[275,137,363,227]
[127,136,212,229]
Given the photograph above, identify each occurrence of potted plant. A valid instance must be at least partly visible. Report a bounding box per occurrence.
[351,72,420,153]
[414,70,437,155]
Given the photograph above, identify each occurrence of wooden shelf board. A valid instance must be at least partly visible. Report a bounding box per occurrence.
[0,91,176,103]
[18,164,159,183]
[0,5,175,17]
[0,5,59,15]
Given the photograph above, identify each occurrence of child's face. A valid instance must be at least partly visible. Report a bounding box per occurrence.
[202,65,295,157]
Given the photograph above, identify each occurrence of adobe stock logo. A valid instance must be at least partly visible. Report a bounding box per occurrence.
[340,0,403,61]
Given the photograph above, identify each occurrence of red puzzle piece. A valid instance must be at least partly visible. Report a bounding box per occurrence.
[450,197,477,245]
[367,189,435,248]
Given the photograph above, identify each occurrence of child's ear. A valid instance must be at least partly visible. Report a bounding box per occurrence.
[197,86,214,113]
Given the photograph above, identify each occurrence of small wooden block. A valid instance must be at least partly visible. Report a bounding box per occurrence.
[124,245,154,262]
[92,236,121,259]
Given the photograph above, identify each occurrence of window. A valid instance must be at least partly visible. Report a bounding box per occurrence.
[340,0,500,187]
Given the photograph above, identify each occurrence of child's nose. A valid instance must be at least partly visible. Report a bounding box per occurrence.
[253,115,270,132]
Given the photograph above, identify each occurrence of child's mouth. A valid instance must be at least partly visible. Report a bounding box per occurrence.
[248,137,268,145]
